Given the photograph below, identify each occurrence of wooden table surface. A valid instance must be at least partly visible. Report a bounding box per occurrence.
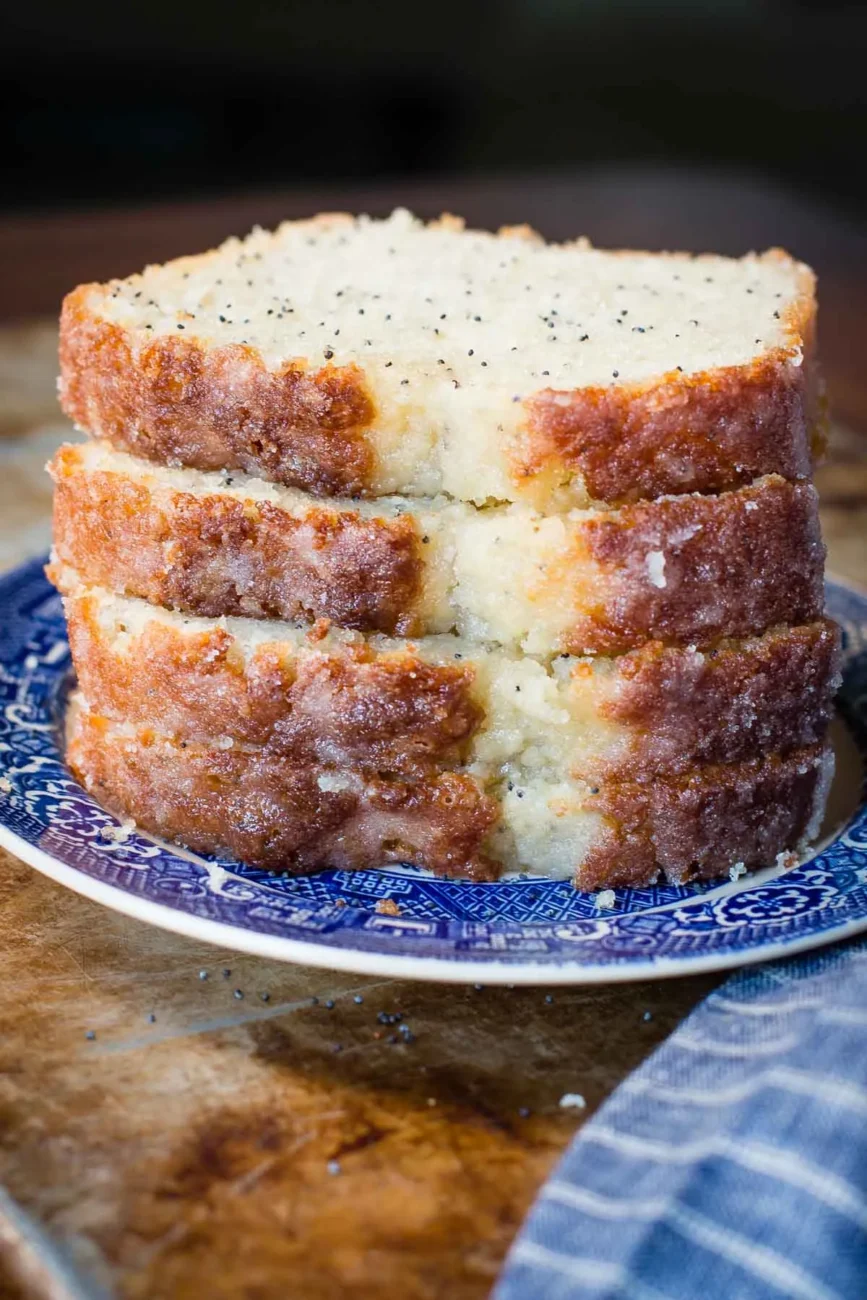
[0,168,865,1300]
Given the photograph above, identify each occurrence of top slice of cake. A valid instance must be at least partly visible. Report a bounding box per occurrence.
[59,209,819,509]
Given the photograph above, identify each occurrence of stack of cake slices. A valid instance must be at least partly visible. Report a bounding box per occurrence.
[48,210,840,889]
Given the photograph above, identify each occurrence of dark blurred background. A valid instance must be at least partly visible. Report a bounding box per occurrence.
[4,0,867,218]
[4,0,867,396]
[0,8,865,631]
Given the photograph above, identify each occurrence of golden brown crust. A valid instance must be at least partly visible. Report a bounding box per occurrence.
[49,444,425,634]
[50,449,826,653]
[67,702,830,887]
[521,351,814,504]
[579,744,830,890]
[60,287,378,498]
[57,575,840,784]
[59,268,819,506]
[60,588,482,775]
[66,705,501,881]
[568,476,825,653]
[517,282,820,502]
[590,620,841,775]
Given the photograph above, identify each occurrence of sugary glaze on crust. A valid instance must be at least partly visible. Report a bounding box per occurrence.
[66,702,501,881]
[568,474,825,652]
[591,621,841,773]
[55,575,841,783]
[579,743,832,890]
[59,584,482,775]
[59,302,819,506]
[60,298,378,498]
[66,699,831,886]
[58,214,819,508]
[521,338,818,506]
[50,445,825,653]
[49,444,425,634]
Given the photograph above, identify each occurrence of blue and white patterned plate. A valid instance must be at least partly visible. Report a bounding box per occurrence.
[1,556,866,984]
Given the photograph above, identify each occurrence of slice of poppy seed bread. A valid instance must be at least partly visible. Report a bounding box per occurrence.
[50,442,826,656]
[66,694,833,888]
[52,211,836,890]
[54,571,841,786]
[59,209,821,510]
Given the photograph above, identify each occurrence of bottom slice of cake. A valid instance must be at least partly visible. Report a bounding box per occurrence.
[66,694,833,890]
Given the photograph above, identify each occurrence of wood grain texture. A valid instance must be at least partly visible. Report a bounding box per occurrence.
[0,170,864,1298]
[0,850,716,1299]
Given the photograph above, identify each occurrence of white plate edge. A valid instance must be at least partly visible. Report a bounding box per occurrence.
[3,820,866,986]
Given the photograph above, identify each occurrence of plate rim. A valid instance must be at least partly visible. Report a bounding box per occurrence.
[1,555,866,985]
[4,819,867,985]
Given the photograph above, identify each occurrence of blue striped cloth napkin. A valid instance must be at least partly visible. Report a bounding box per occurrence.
[496,938,867,1299]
